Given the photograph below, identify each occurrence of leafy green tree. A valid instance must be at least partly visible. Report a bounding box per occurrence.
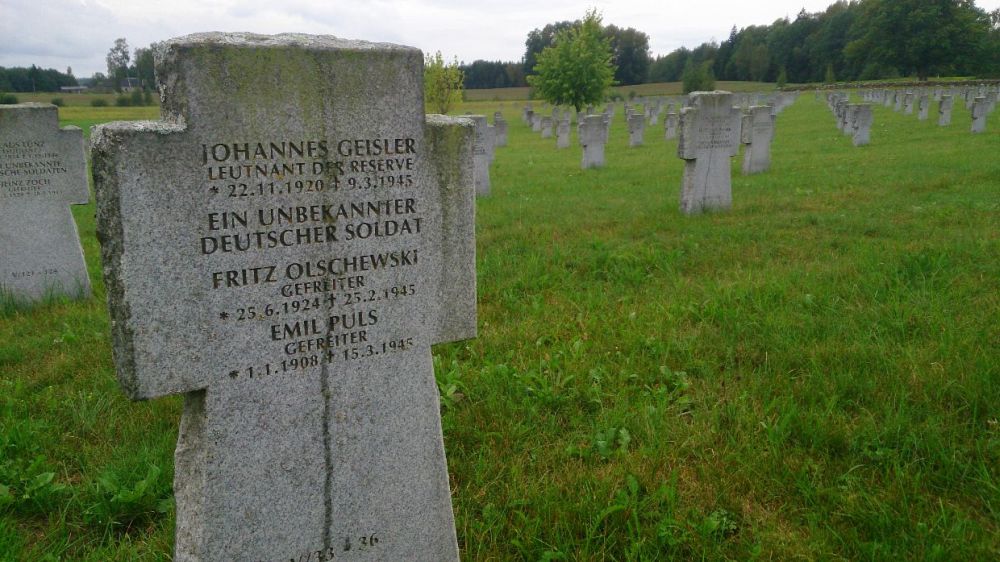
[523,21,576,75]
[424,51,463,114]
[681,59,716,93]
[527,9,616,112]
[106,38,130,92]
[133,48,155,89]
[824,63,836,83]
[603,25,651,85]
[847,0,986,81]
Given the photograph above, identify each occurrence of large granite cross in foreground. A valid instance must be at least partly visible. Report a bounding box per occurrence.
[91,33,476,561]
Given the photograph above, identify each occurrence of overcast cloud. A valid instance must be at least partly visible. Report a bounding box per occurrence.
[2,0,1000,77]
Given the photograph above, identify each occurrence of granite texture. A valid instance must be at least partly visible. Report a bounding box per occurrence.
[91,32,474,562]
[468,115,491,196]
[938,95,954,127]
[627,112,646,147]
[678,91,741,215]
[849,103,874,146]
[971,97,988,133]
[0,103,91,302]
[579,115,606,169]
[740,105,775,175]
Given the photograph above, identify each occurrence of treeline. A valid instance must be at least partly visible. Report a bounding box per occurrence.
[651,0,1000,84]
[0,66,78,92]
[461,0,1000,89]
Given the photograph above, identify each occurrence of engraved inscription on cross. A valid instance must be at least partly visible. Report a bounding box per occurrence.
[677,91,742,214]
[91,33,475,562]
[0,103,91,301]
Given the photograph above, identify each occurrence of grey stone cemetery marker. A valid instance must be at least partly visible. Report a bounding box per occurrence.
[540,116,553,139]
[579,115,606,169]
[938,95,954,126]
[917,94,930,120]
[470,115,492,195]
[524,108,534,127]
[493,112,508,147]
[895,91,904,112]
[627,112,645,147]
[1,103,91,302]
[971,97,988,133]
[849,103,873,146]
[740,105,775,175]
[532,113,543,132]
[903,92,915,115]
[90,33,477,561]
[556,117,570,149]
[678,91,741,214]
[664,112,678,140]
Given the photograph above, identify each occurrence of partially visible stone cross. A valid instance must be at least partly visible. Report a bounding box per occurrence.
[1,103,91,301]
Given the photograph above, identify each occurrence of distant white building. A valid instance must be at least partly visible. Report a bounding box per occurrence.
[60,86,88,93]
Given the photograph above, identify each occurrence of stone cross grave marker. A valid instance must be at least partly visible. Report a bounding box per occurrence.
[677,91,742,214]
[556,117,570,149]
[1,103,92,302]
[917,94,930,120]
[848,103,873,146]
[470,115,492,195]
[540,116,553,139]
[938,95,954,126]
[627,111,646,147]
[579,115,606,169]
[493,112,508,147]
[740,105,775,175]
[664,112,678,140]
[90,33,477,562]
[971,97,988,133]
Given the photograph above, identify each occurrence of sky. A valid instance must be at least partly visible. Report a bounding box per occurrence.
[3,0,1000,78]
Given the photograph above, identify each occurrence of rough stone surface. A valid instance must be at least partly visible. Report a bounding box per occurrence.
[0,103,91,302]
[493,112,508,147]
[90,32,475,562]
[849,103,873,146]
[540,116,553,138]
[917,94,930,120]
[938,95,954,126]
[971,97,988,133]
[470,115,492,195]
[678,91,741,214]
[740,105,775,175]
[664,112,678,140]
[627,112,645,147]
[556,118,570,149]
[579,115,606,169]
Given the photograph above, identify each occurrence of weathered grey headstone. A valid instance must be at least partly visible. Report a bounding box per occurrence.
[740,105,775,175]
[90,33,476,561]
[627,111,645,147]
[1,103,91,302]
[524,108,534,127]
[903,92,915,115]
[540,116,553,138]
[971,96,988,133]
[556,117,570,149]
[678,91,741,214]
[531,113,543,132]
[493,111,508,147]
[579,115,606,169]
[664,112,678,140]
[470,115,492,195]
[917,94,930,120]
[938,95,954,126]
[848,103,873,146]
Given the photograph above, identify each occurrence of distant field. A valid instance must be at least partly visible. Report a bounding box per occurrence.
[462,81,784,102]
[2,92,998,560]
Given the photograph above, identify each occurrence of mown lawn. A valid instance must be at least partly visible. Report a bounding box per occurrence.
[1,92,998,560]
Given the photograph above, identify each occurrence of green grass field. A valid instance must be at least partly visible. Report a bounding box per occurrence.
[1,92,998,560]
